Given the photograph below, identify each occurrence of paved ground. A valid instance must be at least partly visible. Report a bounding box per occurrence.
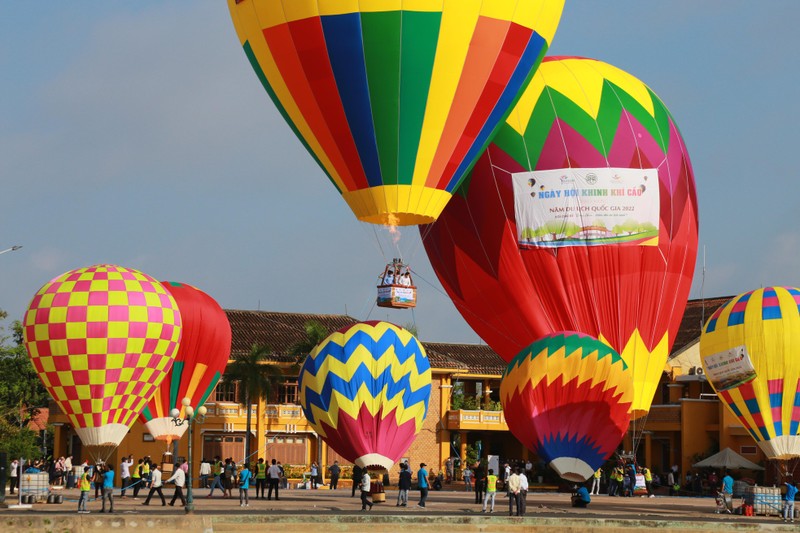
[1,486,796,532]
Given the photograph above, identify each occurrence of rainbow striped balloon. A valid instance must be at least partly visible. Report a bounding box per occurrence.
[22,265,182,450]
[701,287,800,459]
[298,321,431,470]
[227,0,564,226]
[500,332,633,482]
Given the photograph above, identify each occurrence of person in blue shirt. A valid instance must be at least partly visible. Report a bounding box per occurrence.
[417,463,429,508]
[238,464,253,507]
[721,473,734,495]
[784,479,798,523]
[571,484,591,508]
[101,465,115,513]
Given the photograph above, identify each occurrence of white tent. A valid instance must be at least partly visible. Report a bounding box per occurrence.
[692,448,764,470]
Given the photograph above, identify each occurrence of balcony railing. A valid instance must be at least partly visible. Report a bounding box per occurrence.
[644,404,682,424]
[205,403,306,423]
[446,409,508,431]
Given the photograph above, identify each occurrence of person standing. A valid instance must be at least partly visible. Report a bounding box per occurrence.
[359,470,373,511]
[77,466,92,514]
[416,463,429,508]
[64,455,74,489]
[267,459,281,500]
[445,457,454,484]
[473,462,485,505]
[463,464,473,492]
[199,458,211,489]
[482,469,498,513]
[165,461,187,507]
[238,463,252,507]
[783,479,798,523]
[142,464,166,506]
[255,458,267,499]
[518,468,528,516]
[591,467,602,495]
[351,464,363,498]
[397,463,411,507]
[100,464,115,514]
[310,462,319,489]
[329,461,341,490]
[507,468,521,516]
[642,466,654,498]
[119,455,133,498]
[9,459,18,495]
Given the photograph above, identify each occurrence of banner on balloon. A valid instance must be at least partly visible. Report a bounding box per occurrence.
[512,167,660,248]
[703,345,757,391]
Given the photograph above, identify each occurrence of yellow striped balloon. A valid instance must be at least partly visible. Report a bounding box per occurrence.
[228,0,564,226]
[298,321,431,470]
[700,287,800,459]
[22,265,182,452]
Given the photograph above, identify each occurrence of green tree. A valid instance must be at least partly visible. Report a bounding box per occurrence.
[288,320,329,366]
[224,343,282,466]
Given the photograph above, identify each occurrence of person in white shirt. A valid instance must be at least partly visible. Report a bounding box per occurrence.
[360,471,373,511]
[9,459,18,494]
[199,459,212,488]
[142,464,166,506]
[267,459,281,500]
[518,471,528,516]
[120,455,133,498]
[165,462,186,507]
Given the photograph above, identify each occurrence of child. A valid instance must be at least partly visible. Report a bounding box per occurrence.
[78,466,92,514]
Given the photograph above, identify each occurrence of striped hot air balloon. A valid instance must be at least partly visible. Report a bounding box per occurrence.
[500,332,633,482]
[139,282,232,445]
[227,0,564,226]
[700,287,800,459]
[22,265,182,459]
[298,321,431,470]
[424,56,699,418]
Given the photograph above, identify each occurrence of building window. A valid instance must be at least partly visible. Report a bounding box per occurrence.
[279,380,299,404]
[740,446,757,455]
[143,433,155,442]
[214,381,238,403]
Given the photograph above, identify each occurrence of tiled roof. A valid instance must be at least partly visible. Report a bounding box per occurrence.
[671,296,734,354]
[27,407,49,432]
[423,342,506,375]
[224,310,359,363]
[224,310,505,374]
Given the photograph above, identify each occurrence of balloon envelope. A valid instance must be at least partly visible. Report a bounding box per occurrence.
[139,282,232,443]
[500,332,633,482]
[227,0,564,226]
[22,265,182,450]
[423,56,699,416]
[700,287,800,459]
[298,321,431,470]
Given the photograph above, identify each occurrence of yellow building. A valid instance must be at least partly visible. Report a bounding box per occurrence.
[48,299,776,486]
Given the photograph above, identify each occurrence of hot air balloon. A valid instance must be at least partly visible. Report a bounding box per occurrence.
[423,56,699,418]
[700,287,800,459]
[22,265,182,460]
[500,332,633,482]
[298,321,431,470]
[139,282,231,447]
[227,0,564,226]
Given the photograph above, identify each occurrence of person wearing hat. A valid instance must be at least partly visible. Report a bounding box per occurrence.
[571,483,591,508]
[417,463,429,508]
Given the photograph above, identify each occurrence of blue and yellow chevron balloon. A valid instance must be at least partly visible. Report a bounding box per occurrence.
[298,321,431,470]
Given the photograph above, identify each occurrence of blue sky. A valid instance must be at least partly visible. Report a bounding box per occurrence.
[2,1,798,344]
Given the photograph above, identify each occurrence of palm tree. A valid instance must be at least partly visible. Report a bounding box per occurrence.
[288,320,329,366]
[224,343,282,466]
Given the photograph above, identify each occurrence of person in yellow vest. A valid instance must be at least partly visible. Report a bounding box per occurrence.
[131,459,143,499]
[255,458,267,500]
[591,468,602,495]
[141,460,151,489]
[207,456,225,497]
[481,469,498,513]
[77,466,92,514]
[642,466,654,498]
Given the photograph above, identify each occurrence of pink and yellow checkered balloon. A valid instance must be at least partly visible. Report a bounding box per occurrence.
[23,264,182,448]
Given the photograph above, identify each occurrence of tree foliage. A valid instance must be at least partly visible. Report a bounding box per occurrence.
[288,320,329,365]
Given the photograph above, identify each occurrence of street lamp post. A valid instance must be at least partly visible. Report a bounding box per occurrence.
[171,398,206,514]
[0,245,22,256]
